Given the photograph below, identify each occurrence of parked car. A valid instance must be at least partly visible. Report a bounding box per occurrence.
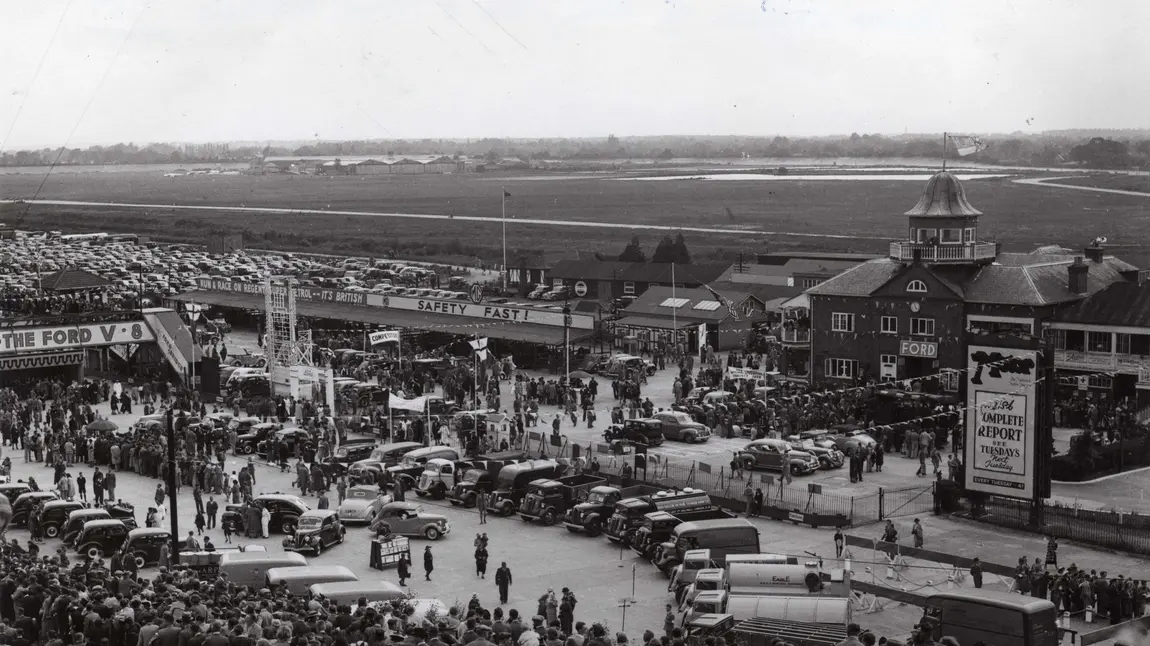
[603,419,664,447]
[62,504,138,544]
[221,494,311,535]
[235,422,282,454]
[228,349,267,368]
[283,509,346,556]
[11,491,57,527]
[73,519,133,560]
[788,431,846,470]
[650,410,712,443]
[324,438,379,477]
[38,500,86,539]
[120,527,172,568]
[346,441,424,485]
[828,425,878,453]
[373,502,450,540]
[337,485,393,524]
[733,439,820,476]
[259,428,317,459]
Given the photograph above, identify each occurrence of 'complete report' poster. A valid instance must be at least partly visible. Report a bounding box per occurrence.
[965,345,1038,500]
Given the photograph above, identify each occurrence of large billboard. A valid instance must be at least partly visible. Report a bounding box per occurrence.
[0,321,154,355]
[964,344,1040,500]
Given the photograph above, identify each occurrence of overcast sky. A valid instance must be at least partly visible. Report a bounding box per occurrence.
[0,1,1146,148]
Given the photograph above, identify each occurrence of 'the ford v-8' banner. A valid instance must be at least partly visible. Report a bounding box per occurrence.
[964,345,1039,500]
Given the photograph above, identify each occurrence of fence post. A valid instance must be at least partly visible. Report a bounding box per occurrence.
[879,487,885,520]
[849,496,854,525]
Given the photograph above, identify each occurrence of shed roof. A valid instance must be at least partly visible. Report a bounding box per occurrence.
[39,268,111,292]
[1056,279,1150,327]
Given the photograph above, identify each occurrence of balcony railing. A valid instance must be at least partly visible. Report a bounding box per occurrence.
[781,328,810,345]
[889,241,998,263]
[1055,350,1150,377]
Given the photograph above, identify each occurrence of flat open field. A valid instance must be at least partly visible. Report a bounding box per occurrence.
[3,167,1149,261]
[1053,173,1150,194]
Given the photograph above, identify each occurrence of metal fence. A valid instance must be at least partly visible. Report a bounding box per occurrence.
[965,496,1150,555]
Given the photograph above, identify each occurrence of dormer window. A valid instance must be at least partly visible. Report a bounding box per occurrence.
[907,280,927,293]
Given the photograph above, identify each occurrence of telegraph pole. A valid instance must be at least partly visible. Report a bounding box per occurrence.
[165,408,181,562]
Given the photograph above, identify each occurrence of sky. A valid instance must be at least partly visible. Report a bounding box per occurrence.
[0,0,1147,149]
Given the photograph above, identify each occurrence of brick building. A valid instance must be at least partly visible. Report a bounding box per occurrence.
[791,171,1136,390]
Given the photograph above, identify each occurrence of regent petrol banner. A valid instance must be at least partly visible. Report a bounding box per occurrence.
[0,321,154,355]
[964,344,1039,500]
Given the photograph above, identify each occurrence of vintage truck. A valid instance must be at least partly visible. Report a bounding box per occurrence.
[517,473,606,526]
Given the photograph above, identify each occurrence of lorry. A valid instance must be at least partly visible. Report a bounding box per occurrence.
[562,483,665,536]
[653,518,761,575]
[418,451,526,501]
[487,460,567,517]
[630,507,738,560]
[517,473,606,526]
[603,488,711,547]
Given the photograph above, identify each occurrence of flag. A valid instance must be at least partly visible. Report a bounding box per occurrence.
[503,189,511,198]
[469,337,488,352]
[947,135,987,157]
[702,284,740,321]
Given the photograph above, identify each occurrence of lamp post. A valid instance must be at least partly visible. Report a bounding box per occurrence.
[165,408,181,564]
[563,303,571,378]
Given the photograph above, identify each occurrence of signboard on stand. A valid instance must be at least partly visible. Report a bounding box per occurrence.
[369,330,401,352]
[964,342,1049,500]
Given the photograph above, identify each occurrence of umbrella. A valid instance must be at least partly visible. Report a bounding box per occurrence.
[86,419,119,433]
[567,370,592,380]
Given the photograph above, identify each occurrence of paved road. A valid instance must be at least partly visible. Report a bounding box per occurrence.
[1013,176,1150,198]
[0,199,886,241]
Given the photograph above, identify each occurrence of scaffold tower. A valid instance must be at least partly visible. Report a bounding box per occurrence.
[264,277,299,396]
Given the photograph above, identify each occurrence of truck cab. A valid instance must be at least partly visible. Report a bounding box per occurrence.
[631,507,736,560]
[488,460,567,517]
[603,488,710,546]
[518,473,605,526]
[415,458,460,500]
[563,484,659,536]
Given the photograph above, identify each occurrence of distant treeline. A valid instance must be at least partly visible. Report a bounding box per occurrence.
[3,133,1149,170]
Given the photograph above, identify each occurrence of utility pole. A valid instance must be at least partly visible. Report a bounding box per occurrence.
[165,408,181,564]
[563,302,571,378]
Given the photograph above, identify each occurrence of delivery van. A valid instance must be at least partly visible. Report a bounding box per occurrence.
[654,518,760,574]
[266,565,358,595]
[920,590,1057,646]
[309,580,407,606]
[219,551,308,589]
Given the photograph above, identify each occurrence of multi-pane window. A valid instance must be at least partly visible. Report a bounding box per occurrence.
[910,318,935,336]
[831,313,855,333]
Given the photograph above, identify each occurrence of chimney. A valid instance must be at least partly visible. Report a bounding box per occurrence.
[1084,244,1105,263]
[1068,257,1089,295]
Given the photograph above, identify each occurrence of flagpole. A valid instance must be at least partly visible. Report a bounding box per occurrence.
[671,263,677,354]
[942,132,947,171]
[501,187,508,292]
[474,333,479,411]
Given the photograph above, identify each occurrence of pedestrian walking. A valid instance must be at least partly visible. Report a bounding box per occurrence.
[970,557,984,588]
[475,544,489,578]
[743,481,754,518]
[911,518,924,548]
[194,511,206,535]
[495,561,513,604]
[76,472,87,502]
[222,519,232,543]
[206,497,218,529]
[834,528,845,559]
[916,451,927,477]
[478,491,489,524]
[753,487,764,517]
[391,551,409,588]
[1045,535,1059,569]
[424,545,434,581]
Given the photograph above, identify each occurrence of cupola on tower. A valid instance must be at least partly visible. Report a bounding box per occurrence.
[889,171,998,264]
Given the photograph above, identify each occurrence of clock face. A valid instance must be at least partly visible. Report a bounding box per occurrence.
[910,302,921,313]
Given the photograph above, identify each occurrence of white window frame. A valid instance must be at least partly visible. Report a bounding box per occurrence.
[623,282,636,295]
[906,280,927,293]
[824,358,856,379]
[940,228,962,244]
[967,315,1034,334]
[940,369,960,392]
[880,316,898,335]
[879,354,897,367]
[831,312,855,333]
[964,228,975,243]
[917,228,938,243]
[910,317,935,336]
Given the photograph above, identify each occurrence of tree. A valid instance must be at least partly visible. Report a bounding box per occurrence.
[617,236,646,262]
[650,235,690,264]
[672,233,691,264]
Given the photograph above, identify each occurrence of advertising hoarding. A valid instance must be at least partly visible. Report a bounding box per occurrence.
[964,344,1040,500]
[0,321,153,355]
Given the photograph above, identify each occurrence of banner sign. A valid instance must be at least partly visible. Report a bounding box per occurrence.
[899,339,938,358]
[727,367,764,380]
[369,330,401,346]
[0,321,153,355]
[0,351,84,371]
[196,278,594,329]
[965,345,1039,500]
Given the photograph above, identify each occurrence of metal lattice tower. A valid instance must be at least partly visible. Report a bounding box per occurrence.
[264,277,298,396]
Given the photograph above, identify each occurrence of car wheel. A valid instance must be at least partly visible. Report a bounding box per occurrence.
[790,464,801,476]
[585,519,602,537]
[415,490,427,498]
[239,444,254,455]
[742,458,755,471]
[424,526,441,540]
[463,495,477,509]
[541,510,557,526]
[85,545,103,560]
[500,502,515,517]
[231,360,242,367]
[315,542,324,556]
[281,519,297,534]
[432,484,446,501]
[684,434,695,444]
[337,530,345,544]
[134,553,147,569]
[44,524,60,538]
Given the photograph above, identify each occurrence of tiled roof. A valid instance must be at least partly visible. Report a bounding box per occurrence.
[549,260,731,284]
[805,260,904,297]
[621,285,761,322]
[39,268,111,292]
[1056,280,1150,327]
[708,282,803,305]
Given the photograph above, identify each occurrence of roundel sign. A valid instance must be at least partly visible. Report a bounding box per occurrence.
[469,284,484,304]
[573,281,588,298]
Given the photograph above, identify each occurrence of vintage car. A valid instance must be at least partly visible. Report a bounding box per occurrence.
[228,348,267,368]
[372,502,450,541]
[39,500,87,538]
[385,446,460,490]
[221,493,311,535]
[788,431,846,470]
[121,527,173,568]
[337,485,393,523]
[0,481,36,503]
[63,504,138,544]
[203,412,235,430]
[650,410,712,444]
[323,437,378,478]
[73,519,133,560]
[828,425,878,453]
[11,491,58,527]
[227,416,263,436]
[603,419,664,447]
[283,509,346,556]
[346,441,424,485]
[234,422,283,455]
[733,438,820,476]
[258,428,317,459]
